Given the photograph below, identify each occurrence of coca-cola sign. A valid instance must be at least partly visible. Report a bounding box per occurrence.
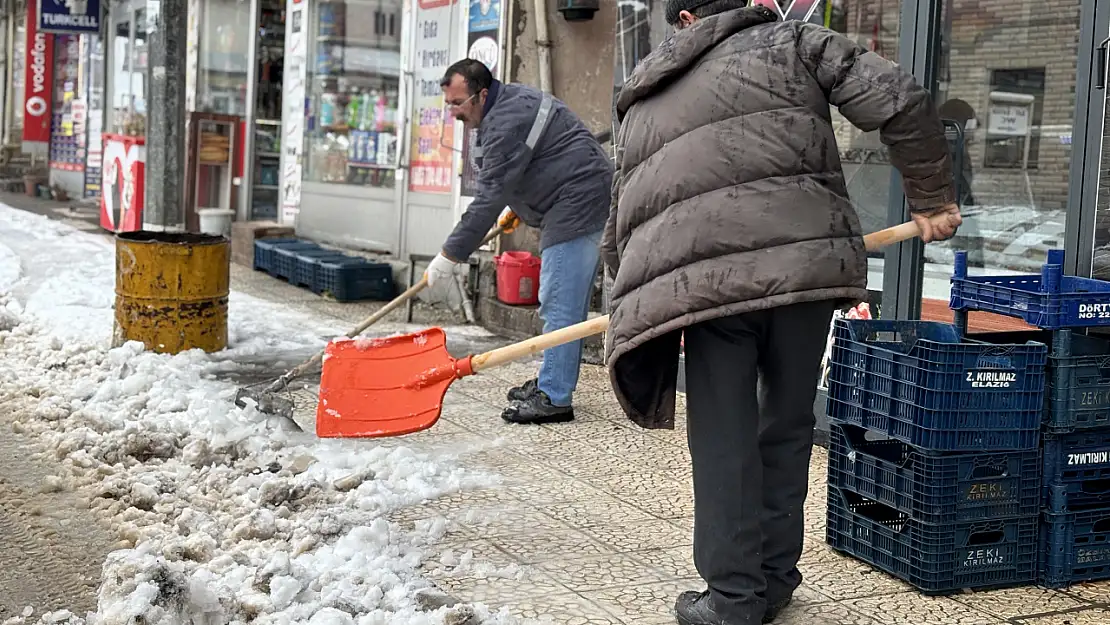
[22,1,53,145]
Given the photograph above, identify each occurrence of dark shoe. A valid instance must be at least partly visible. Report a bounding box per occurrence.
[675,591,727,625]
[675,590,784,624]
[762,597,792,624]
[501,391,574,424]
[507,378,538,402]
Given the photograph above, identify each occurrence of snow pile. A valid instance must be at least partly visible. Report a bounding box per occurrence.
[0,207,517,625]
[0,240,21,293]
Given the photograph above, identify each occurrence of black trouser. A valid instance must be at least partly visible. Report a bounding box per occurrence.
[683,300,836,623]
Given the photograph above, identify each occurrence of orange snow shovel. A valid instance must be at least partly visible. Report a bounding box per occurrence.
[315,221,923,438]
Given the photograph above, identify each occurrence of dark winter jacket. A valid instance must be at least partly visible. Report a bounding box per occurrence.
[602,6,955,429]
[442,81,613,260]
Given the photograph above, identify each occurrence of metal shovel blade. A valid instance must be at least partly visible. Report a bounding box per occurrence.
[234,386,311,432]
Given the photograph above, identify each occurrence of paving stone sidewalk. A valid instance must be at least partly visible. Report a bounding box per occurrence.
[366,369,1110,624]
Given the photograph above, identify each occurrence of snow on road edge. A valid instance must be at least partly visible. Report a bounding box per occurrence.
[0,206,517,625]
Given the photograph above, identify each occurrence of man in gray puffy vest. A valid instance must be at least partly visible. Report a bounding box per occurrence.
[425,59,614,423]
[604,2,961,624]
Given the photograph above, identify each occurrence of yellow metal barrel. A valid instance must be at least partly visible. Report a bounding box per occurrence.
[113,232,230,354]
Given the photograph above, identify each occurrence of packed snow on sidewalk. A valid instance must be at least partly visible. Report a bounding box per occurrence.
[0,206,520,625]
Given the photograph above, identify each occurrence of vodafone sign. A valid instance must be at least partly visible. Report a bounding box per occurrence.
[22,1,53,146]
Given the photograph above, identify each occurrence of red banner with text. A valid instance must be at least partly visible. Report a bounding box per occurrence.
[22,1,54,145]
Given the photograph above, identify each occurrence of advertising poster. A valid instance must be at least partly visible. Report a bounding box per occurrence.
[408,0,457,194]
[460,0,500,197]
[279,0,308,222]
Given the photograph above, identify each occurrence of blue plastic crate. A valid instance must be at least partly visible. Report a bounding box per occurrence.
[1039,507,1110,588]
[826,487,1038,595]
[316,258,395,302]
[970,329,1110,434]
[293,249,350,289]
[272,243,321,281]
[252,238,299,272]
[827,422,1040,524]
[950,249,1110,330]
[1043,429,1110,513]
[826,320,1047,452]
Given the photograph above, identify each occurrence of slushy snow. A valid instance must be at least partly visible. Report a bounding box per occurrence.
[0,205,519,625]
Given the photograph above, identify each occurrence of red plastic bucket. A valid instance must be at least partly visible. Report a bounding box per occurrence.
[494,251,541,305]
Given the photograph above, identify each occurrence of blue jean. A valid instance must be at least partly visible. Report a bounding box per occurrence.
[537,230,602,407]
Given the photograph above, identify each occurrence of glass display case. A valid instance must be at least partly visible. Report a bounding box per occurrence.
[305,0,402,189]
[250,0,286,220]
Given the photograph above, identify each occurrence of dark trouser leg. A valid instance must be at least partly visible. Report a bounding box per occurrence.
[757,301,836,605]
[684,314,766,622]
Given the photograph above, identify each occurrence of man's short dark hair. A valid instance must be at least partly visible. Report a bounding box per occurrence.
[440,59,494,95]
[664,0,748,25]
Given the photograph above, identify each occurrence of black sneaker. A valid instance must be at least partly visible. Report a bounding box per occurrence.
[762,598,792,624]
[500,390,575,424]
[674,591,728,625]
[674,590,786,624]
[507,378,539,402]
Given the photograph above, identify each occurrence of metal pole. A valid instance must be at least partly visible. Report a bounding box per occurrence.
[143,0,187,231]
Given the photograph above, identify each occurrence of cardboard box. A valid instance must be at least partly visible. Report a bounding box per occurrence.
[231,221,295,268]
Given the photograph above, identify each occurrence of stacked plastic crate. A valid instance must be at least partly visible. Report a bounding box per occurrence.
[949,249,1110,589]
[824,311,1048,592]
[252,238,395,302]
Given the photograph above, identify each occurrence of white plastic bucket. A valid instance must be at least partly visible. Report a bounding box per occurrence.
[197,208,235,238]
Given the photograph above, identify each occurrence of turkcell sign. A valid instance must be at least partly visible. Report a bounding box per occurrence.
[37,0,100,34]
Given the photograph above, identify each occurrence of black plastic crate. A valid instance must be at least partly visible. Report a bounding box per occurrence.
[1039,507,1110,588]
[827,422,1040,524]
[294,249,350,289]
[826,488,1038,594]
[253,238,299,272]
[826,319,1047,452]
[970,329,1110,434]
[316,258,395,302]
[950,248,1110,330]
[1046,330,1110,433]
[1043,429,1110,513]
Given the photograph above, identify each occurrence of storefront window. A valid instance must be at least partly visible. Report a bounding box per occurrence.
[925,0,1081,313]
[305,0,402,189]
[809,0,901,296]
[197,0,251,116]
[1094,94,1110,279]
[110,13,148,136]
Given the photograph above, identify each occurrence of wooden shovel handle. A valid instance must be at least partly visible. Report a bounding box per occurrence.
[468,314,611,374]
[465,221,921,376]
[863,221,920,252]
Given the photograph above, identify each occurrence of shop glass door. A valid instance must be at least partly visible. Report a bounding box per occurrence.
[921,0,1086,330]
[1088,9,1110,280]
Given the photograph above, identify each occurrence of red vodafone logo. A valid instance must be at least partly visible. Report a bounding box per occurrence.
[26,96,47,118]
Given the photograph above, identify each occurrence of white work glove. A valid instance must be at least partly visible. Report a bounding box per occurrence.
[425,253,460,289]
